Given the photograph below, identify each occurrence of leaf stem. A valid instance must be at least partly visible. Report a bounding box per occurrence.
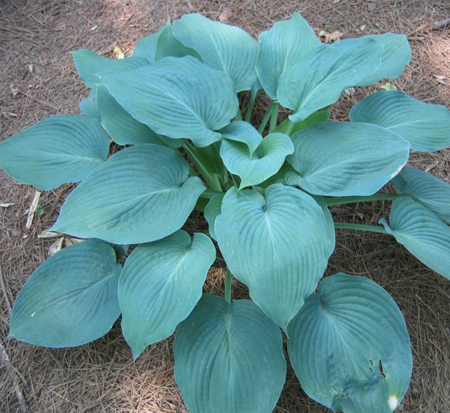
[325,193,405,207]
[269,103,279,132]
[235,108,242,121]
[225,269,232,303]
[334,222,388,234]
[285,119,295,136]
[245,93,257,123]
[258,102,276,134]
[184,143,222,191]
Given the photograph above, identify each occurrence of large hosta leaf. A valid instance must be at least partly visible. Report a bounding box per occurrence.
[350,90,450,151]
[9,240,121,347]
[285,122,410,196]
[0,115,110,190]
[71,49,147,88]
[352,33,411,86]
[174,294,286,413]
[288,273,412,413]
[380,197,450,280]
[256,12,320,99]
[215,184,331,329]
[393,166,450,223]
[220,133,294,188]
[52,144,205,244]
[119,231,215,359]
[100,56,238,147]
[96,85,185,147]
[173,14,258,92]
[277,39,383,122]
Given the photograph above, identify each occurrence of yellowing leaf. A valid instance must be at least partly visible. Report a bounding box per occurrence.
[113,46,125,60]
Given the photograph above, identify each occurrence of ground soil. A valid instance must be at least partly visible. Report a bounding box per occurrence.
[1,0,450,412]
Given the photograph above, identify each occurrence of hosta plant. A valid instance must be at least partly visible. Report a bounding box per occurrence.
[2,12,450,413]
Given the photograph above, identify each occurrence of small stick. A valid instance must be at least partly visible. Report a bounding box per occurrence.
[0,252,12,314]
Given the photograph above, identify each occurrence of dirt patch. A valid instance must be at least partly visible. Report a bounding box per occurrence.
[1,0,450,412]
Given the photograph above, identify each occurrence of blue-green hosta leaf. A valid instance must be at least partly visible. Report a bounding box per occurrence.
[119,231,215,359]
[393,166,450,223]
[285,122,410,196]
[352,33,411,86]
[173,14,258,92]
[100,56,238,147]
[132,25,164,63]
[52,144,205,244]
[79,89,100,119]
[380,197,450,280]
[71,49,148,88]
[350,90,450,151]
[220,133,294,189]
[204,194,224,240]
[0,115,110,190]
[215,184,331,329]
[96,85,185,148]
[288,273,412,413]
[256,12,320,99]
[220,121,262,156]
[155,21,201,61]
[9,240,121,347]
[174,294,286,413]
[277,39,383,122]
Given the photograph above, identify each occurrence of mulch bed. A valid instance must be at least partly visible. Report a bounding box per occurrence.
[1,0,449,411]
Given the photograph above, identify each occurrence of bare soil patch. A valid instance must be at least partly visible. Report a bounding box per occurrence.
[1,0,449,412]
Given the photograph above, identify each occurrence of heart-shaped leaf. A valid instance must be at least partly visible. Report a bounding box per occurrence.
[277,39,383,122]
[100,56,238,147]
[285,122,410,196]
[215,184,331,329]
[52,144,205,244]
[173,14,258,92]
[380,197,450,280]
[174,294,286,413]
[220,133,294,189]
[288,273,412,413]
[256,12,320,99]
[0,114,110,190]
[393,166,450,223]
[71,49,148,88]
[9,240,121,347]
[350,90,450,151]
[96,85,185,147]
[119,230,216,359]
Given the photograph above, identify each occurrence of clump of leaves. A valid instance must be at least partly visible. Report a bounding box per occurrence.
[2,13,450,413]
